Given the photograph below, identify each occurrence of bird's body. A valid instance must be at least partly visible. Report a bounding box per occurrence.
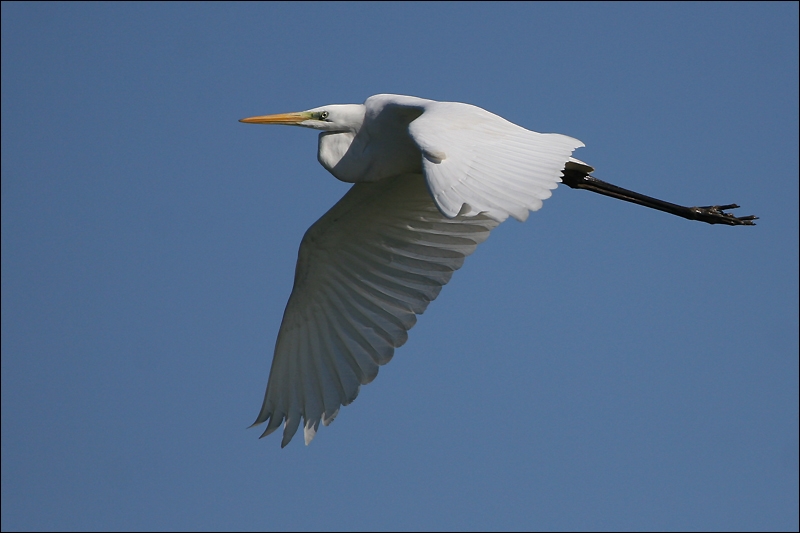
[240,94,755,447]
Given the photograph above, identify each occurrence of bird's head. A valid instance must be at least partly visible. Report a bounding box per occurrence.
[240,104,365,133]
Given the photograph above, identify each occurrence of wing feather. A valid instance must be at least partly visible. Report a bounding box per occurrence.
[253,174,499,446]
[407,101,584,222]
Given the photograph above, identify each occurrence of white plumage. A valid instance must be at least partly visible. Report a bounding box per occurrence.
[241,94,584,446]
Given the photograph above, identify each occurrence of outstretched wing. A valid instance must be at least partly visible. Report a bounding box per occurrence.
[408,100,584,222]
[253,174,499,447]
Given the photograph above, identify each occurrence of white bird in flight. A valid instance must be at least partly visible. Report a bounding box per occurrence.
[240,94,755,447]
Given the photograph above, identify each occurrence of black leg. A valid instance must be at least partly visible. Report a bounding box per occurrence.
[560,167,758,226]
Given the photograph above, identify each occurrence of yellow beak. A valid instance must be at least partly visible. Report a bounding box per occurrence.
[239,112,311,125]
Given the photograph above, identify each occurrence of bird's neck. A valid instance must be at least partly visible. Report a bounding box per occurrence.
[318,131,366,183]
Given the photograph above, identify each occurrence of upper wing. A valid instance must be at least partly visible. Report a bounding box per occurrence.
[254,174,500,447]
[408,101,584,222]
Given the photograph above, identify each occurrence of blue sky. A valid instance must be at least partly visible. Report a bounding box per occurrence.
[2,2,797,531]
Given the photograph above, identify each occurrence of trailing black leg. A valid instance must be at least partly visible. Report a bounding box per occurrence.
[560,163,757,226]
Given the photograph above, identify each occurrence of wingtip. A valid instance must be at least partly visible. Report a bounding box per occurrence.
[303,419,320,445]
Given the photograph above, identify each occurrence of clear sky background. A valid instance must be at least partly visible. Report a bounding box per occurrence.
[2,2,798,531]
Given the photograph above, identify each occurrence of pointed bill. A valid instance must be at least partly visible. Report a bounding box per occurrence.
[239,112,312,124]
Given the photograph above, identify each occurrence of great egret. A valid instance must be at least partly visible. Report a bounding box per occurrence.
[240,94,755,447]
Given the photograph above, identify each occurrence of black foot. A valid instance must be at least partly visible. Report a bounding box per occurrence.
[689,204,758,226]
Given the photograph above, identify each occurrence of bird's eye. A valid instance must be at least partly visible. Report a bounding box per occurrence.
[319,111,329,120]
